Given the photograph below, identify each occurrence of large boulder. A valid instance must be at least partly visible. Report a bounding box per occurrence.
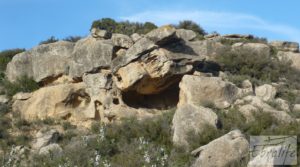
[191,130,249,167]
[39,143,63,157]
[69,37,114,78]
[12,83,89,121]
[91,28,111,39]
[277,51,300,71]
[255,84,277,102]
[112,33,134,48]
[145,25,177,45]
[270,41,299,53]
[6,41,74,82]
[32,129,60,151]
[178,75,240,109]
[175,29,197,41]
[172,104,218,148]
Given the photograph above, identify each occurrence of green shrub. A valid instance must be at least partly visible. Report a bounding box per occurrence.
[62,36,82,42]
[1,76,39,97]
[177,20,206,36]
[39,36,59,45]
[91,18,157,35]
[216,47,293,85]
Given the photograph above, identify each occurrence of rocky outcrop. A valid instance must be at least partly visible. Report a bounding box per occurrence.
[112,26,206,95]
[191,130,249,167]
[270,41,299,53]
[172,104,218,148]
[69,37,114,78]
[178,75,240,109]
[114,46,200,94]
[6,41,74,82]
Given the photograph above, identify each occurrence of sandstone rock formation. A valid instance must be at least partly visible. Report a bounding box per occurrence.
[13,83,88,121]
[191,130,249,167]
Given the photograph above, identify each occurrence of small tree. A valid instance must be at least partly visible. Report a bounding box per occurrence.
[91,18,118,33]
[177,20,206,36]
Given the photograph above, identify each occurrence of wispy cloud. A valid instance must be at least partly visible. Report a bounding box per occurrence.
[121,10,300,42]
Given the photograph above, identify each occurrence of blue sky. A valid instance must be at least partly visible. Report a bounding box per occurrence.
[1,0,300,51]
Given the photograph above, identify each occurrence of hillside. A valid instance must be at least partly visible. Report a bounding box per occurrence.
[0,20,300,167]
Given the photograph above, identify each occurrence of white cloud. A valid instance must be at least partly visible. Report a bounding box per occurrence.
[121,10,300,42]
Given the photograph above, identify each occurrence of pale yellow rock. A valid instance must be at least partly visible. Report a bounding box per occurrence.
[13,83,88,121]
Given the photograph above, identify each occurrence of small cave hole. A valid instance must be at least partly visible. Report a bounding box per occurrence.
[122,84,179,110]
[112,98,120,105]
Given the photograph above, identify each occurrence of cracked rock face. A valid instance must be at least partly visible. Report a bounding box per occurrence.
[69,37,114,78]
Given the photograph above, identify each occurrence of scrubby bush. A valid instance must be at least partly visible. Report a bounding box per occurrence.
[62,36,82,42]
[91,18,157,35]
[39,36,59,45]
[216,47,293,86]
[0,76,39,97]
[177,20,206,36]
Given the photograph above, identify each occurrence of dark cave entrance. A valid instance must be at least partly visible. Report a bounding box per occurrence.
[122,84,180,110]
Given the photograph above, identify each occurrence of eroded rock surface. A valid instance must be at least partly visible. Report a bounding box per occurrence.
[6,41,74,82]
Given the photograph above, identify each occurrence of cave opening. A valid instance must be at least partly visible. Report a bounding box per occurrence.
[122,84,180,110]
